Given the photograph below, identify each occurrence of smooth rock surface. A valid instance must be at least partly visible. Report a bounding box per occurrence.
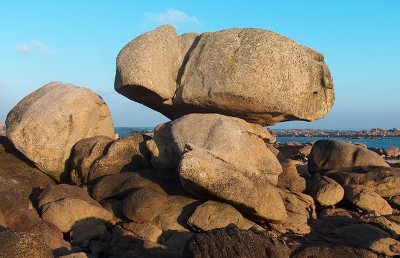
[115,25,334,126]
[149,113,281,184]
[308,140,389,174]
[6,82,116,181]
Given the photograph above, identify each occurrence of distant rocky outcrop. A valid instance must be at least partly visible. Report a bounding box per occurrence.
[5,82,116,181]
[115,25,334,126]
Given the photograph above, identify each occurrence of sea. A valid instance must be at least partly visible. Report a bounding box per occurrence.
[115,127,400,149]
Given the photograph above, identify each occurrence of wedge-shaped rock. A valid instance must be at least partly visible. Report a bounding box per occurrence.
[344,185,392,215]
[179,144,287,223]
[6,82,116,181]
[115,25,334,126]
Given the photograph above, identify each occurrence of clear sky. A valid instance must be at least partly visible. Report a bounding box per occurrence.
[1,1,399,130]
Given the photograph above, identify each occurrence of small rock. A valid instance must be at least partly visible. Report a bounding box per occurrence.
[121,222,162,243]
[187,200,252,232]
[122,187,168,223]
[308,175,344,206]
[277,159,307,192]
[270,189,316,235]
[41,198,113,233]
[91,171,166,202]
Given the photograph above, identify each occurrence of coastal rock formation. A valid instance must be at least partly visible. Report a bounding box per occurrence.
[115,25,334,126]
[6,82,116,181]
[308,139,389,174]
[147,113,281,184]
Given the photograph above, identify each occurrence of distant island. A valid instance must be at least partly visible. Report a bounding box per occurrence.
[271,128,400,138]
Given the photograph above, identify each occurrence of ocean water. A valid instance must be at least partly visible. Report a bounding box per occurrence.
[115,127,400,149]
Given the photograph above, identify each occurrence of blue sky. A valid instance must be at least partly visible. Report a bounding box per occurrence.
[1,1,399,129]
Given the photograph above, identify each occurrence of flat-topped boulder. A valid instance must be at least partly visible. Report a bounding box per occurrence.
[6,82,116,181]
[115,25,334,126]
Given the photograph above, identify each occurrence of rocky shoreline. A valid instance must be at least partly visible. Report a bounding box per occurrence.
[1,26,400,258]
[271,128,400,138]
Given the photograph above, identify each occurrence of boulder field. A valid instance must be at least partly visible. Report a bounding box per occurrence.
[1,26,400,257]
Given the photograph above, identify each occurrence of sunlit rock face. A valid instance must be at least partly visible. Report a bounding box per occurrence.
[6,82,116,181]
[115,25,334,126]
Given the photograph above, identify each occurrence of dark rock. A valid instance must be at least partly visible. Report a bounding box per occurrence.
[183,226,290,258]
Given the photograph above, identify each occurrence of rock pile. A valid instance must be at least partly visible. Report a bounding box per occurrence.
[1,25,400,257]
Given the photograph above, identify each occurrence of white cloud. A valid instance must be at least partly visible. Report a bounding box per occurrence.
[15,40,55,55]
[145,8,199,26]
[31,40,55,54]
[16,44,32,53]
[0,80,5,86]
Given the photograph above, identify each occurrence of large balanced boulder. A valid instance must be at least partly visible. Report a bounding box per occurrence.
[147,113,281,184]
[308,140,389,174]
[6,82,116,181]
[115,25,334,126]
